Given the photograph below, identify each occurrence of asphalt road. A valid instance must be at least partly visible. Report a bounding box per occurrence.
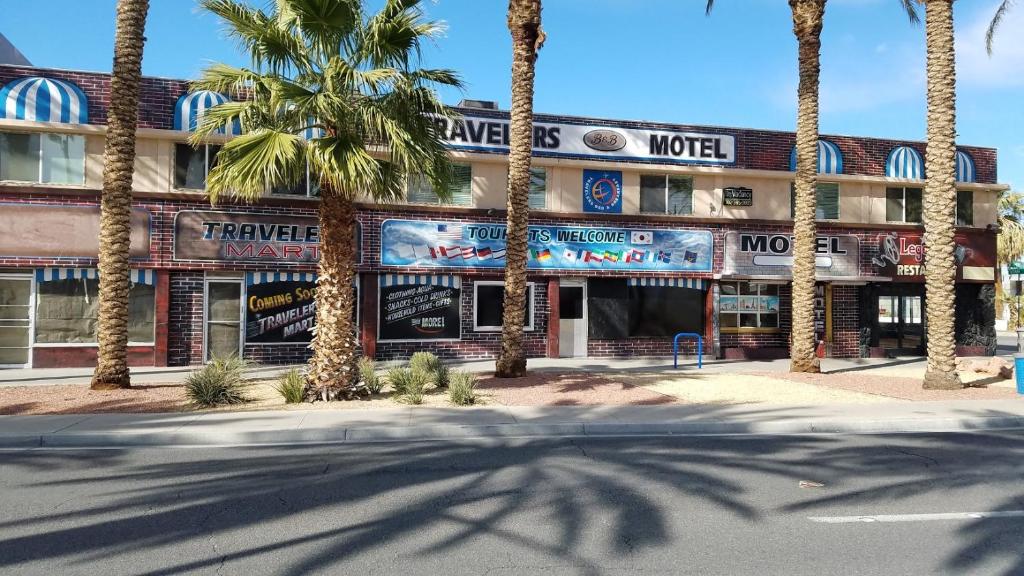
[2,431,1024,576]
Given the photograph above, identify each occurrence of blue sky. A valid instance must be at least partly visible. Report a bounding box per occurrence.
[3,0,1022,188]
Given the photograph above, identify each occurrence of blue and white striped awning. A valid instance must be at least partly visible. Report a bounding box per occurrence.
[173,90,241,135]
[956,150,976,183]
[0,76,88,124]
[380,274,460,288]
[628,277,707,290]
[301,118,325,140]
[789,139,844,175]
[886,145,924,180]
[247,271,318,285]
[35,268,156,285]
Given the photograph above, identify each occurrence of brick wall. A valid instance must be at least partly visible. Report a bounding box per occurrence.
[0,64,999,183]
[830,285,860,358]
[168,271,204,366]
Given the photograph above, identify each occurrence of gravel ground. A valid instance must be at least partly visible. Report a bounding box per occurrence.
[622,371,888,404]
[766,371,1023,401]
[474,372,677,406]
[0,384,188,415]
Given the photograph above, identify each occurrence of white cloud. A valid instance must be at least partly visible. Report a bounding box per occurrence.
[956,2,1024,88]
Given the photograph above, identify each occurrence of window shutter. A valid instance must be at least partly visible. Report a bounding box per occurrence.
[406,173,437,204]
[816,183,840,220]
[447,164,473,206]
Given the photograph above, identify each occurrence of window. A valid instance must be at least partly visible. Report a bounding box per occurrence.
[790,182,840,220]
[271,160,321,198]
[587,278,704,339]
[956,190,974,226]
[886,187,923,223]
[406,163,472,206]
[719,282,780,331]
[34,278,156,344]
[0,132,85,185]
[640,174,693,215]
[174,143,221,189]
[528,167,547,209]
[473,281,534,331]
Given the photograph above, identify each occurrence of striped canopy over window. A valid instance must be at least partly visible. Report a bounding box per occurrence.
[173,90,241,135]
[955,150,976,183]
[789,139,844,175]
[0,76,89,124]
[380,274,460,288]
[628,277,707,290]
[886,145,924,180]
[247,271,317,285]
[35,268,156,285]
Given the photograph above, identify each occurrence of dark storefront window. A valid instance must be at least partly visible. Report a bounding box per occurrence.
[271,160,321,198]
[35,278,155,344]
[588,278,703,339]
[473,281,534,331]
[719,281,779,331]
[0,132,85,185]
[886,187,923,223]
[174,143,221,190]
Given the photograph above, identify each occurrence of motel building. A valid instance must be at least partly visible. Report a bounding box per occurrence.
[0,64,1005,369]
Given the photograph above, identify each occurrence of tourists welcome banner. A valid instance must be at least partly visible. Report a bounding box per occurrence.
[380,219,713,272]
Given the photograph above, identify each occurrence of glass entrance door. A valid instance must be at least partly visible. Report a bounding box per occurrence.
[558,281,587,357]
[877,289,925,354]
[0,275,33,368]
[205,279,243,361]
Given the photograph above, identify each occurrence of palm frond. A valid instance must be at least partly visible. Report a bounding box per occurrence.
[205,129,307,202]
[898,0,920,24]
[201,0,310,73]
[986,0,1015,55]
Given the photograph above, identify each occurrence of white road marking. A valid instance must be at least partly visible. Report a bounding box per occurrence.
[808,511,1024,523]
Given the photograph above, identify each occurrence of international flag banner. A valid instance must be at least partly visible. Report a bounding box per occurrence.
[380,220,713,272]
[437,224,463,241]
[630,230,654,245]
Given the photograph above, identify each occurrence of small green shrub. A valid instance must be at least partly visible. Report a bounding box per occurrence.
[388,367,428,404]
[448,370,477,406]
[185,356,249,407]
[275,368,306,404]
[359,357,384,394]
[409,351,449,388]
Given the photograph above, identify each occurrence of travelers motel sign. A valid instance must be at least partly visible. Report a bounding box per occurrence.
[433,113,736,165]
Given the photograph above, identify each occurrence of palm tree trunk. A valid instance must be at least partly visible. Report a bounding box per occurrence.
[788,0,824,374]
[922,0,962,390]
[496,0,543,378]
[91,0,150,390]
[307,188,360,399]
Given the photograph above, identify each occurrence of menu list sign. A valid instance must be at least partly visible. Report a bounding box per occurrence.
[378,282,461,341]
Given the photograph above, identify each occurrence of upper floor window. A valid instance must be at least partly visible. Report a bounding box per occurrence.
[956,190,974,226]
[790,182,840,220]
[406,163,472,206]
[528,167,547,210]
[271,160,320,198]
[640,174,693,215]
[174,143,221,190]
[886,187,923,223]
[0,132,85,185]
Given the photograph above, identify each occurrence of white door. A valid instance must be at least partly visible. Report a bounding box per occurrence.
[0,275,33,368]
[205,279,244,362]
[558,280,587,358]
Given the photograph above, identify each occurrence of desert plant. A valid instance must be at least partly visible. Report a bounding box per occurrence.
[184,356,249,407]
[388,367,428,404]
[359,357,384,395]
[409,351,449,388]
[275,368,306,404]
[448,370,478,406]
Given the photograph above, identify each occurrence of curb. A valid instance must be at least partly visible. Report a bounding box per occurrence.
[2,415,1023,448]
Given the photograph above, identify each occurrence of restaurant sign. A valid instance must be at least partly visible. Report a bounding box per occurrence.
[381,219,714,272]
[722,232,860,277]
[870,232,995,282]
[434,113,736,165]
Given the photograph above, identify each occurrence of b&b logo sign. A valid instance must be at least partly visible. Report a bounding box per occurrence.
[582,169,623,214]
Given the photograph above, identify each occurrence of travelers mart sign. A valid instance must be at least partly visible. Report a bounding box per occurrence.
[870,232,995,282]
[722,232,860,278]
[380,219,714,272]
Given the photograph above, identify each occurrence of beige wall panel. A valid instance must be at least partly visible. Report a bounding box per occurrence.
[972,189,997,228]
[132,138,164,193]
[621,170,639,215]
[472,161,507,210]
[84,135,103,189]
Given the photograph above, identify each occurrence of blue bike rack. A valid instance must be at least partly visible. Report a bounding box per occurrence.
[673,332,703,369]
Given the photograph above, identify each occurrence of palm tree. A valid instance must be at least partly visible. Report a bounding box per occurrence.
[986,0,1016,54]
[996,190,1024,328]
[91,0,150,391]
[919,0,962,390]
[495,0,544,379]
[707,0,826,373]
[194,0,462,399]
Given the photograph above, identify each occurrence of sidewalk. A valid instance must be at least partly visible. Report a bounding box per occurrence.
[2,399,1023,448]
